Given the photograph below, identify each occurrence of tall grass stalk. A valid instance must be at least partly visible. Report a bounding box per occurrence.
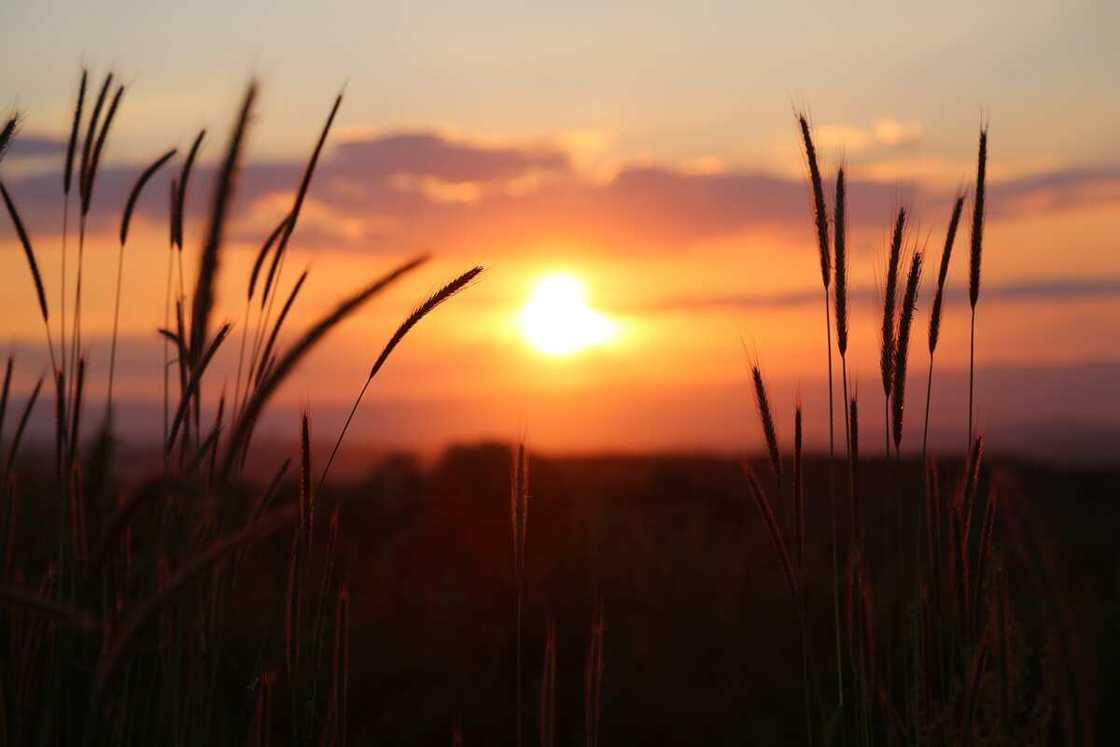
[880,208,906,455]
[3,375,43,479]
[584,601,605,747]
[60,70,88,383]
[967,127,988,450]
[0,181,58,376]
[243,92,341,407]
[1,72,496,745]
[253,270,310,388]
[0,357,12,455]
[188,85,255,452]
[234,214,289,420]
[318,266,483,487]
[833,165,851,710]
[922,196,964,461]
[796,121,843,708]
[891,252,923,456]
[221,255,428,476]
[163,179,177,466]
[511,443,529,747]
[107,148,177,419]
[74,78,123,398]
[540,620,557,747]
[749,365,782,486]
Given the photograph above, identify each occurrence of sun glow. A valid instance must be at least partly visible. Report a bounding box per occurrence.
[519,274,618,356]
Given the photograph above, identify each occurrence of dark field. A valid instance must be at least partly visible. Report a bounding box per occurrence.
[12,444,1100,745]
[265,448,1119,744]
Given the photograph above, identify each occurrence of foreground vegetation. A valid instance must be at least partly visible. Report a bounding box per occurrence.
[0,73,1098,745]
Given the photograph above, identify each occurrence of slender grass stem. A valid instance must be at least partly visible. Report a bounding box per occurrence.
[60,200,69,382]
[823,289,844,708]
[70,216,86,408]
[162,247,173,470]
[106,240,126,419]
[968,309,976,452]
[231,301,251,423]
[318,376,370,489]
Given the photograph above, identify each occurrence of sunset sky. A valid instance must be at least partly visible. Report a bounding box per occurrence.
[1,0,1117,459]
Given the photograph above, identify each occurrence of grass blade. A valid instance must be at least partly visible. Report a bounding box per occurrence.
[222,255,428,477]
[317,265,483,486]
[174,130,207,250]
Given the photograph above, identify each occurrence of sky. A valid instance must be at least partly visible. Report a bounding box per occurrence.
[1,0,1118,461]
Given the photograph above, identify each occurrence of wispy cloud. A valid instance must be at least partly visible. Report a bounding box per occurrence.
[815,117,924,152]
[628,277,1120,313]
[4,133,67,158]
[3,128,1119,260]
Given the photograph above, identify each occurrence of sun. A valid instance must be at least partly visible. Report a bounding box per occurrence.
[519,274,618,356]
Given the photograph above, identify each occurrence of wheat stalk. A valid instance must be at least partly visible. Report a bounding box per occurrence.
[880,207,906,439]
[798,114,831,289]
[922,195,965,459]
[891,251,923,454]
[749,365,782,484]
[832,163,850,707]
[797,126,842,705]
[967,127,988,450]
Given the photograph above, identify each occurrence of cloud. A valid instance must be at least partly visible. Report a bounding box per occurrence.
[872,119,923,147]
[2,128,1119,261]
[330,131,569,183]
[815,118,924,152]
[629,277,1120,314]
[2,132,67,159]
[988,166,1120,215]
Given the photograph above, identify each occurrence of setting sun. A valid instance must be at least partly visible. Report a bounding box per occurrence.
[519,274,618,356]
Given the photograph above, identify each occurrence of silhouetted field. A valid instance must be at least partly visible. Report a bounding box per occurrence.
[143,444,1114,745]
[6,443,1117,744]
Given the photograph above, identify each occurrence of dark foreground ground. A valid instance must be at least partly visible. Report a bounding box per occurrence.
[193,445,1117,745]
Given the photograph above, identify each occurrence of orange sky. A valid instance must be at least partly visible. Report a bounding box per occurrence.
[1,3,1118,460]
